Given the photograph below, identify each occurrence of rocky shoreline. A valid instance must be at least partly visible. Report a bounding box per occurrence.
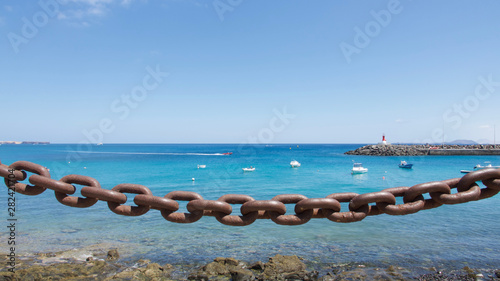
[1,248,500,280]
[345,144,500,156]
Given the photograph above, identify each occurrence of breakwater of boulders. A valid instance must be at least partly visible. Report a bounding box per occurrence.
[345,144,500,156]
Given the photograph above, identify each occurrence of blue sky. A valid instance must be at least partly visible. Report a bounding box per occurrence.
[1,0,500,144]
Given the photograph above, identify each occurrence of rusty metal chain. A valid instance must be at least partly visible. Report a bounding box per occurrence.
[2,160,500,226]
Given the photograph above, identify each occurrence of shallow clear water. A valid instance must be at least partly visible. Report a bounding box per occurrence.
[1,144,499,271]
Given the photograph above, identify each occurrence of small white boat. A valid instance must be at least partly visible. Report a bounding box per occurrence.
[242,167,255,172]
[197,165,206,169]
[352,162,368,174]
[290,160,301,168]
[461,162,499,173]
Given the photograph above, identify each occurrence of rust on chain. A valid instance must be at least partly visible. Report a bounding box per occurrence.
[324,193,368,223]
[1,160,500,226]
[480,170,500,190]
[403,181,450,210]
[241,200,286,220]
[215,194,258,226]
[0,163,26,181]
[428,177,481,205]
[268,194,313,225]
[108,184,152,216]
[187,199,232,217]
[81,185,127,203]
[376,186,425,215]
[161,191,204,223]
[458,169,500,200]
[56,175,101,208]
[480,180,500,199]
[134,194,179,211]
[5,161,50,195]
[349,191,396,217]
[29,175,75,194]
[295,198,340,219]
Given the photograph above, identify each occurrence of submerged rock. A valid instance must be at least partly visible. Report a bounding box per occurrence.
[188,257,253,280]
[107,262,173,280]
[260,254,317,280]
[0,260,174,281]
[188,254,317,281]
[0,260,116,280]
[107,249,120,261]
[417,272,476,280]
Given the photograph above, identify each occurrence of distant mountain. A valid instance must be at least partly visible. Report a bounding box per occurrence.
[445,139,478,145]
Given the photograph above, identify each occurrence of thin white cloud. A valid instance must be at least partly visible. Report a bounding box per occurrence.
[479,125,491,129]
[0,16,5,27]
[162,0,206,9]
[57,0,131,25]
[67,0,114,6]
[121,0,132,7]
[88,6,107,16]
[4,5,13,12]
[57,13,68,20]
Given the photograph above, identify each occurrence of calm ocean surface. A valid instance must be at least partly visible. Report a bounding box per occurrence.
[1,144,500,271]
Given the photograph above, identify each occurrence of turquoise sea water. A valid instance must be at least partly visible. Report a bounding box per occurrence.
[1,144,500,272]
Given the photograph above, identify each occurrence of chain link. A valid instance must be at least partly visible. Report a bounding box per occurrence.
[161,191,204,223]
[57,175,102,208]
[108,184,152,216]
[2,160,500,226]
[5,161,49,195]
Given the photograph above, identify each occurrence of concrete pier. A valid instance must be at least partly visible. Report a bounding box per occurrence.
[427,149,500,155]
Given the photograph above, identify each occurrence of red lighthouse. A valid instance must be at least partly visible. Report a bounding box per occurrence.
[379,134,389,145]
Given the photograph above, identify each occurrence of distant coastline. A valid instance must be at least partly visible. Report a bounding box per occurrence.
[0,141,50,145]
[345,144,500,156]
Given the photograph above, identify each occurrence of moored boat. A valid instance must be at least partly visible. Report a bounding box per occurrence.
[461,162,499,173]
[290,160,301,168]
[352,162,368,174]
[399,161,413,169]
[242,167,255,172]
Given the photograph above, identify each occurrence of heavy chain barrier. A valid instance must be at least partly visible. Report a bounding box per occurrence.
[2,160,500,226]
